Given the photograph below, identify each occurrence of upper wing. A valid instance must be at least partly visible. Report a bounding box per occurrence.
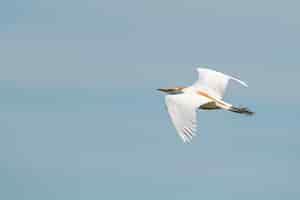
[193,68,248,99]
[165,93,209,143]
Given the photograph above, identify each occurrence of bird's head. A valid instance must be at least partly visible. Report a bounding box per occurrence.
[157,86,186,94]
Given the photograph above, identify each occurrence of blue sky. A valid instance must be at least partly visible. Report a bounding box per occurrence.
[0,0,300,199]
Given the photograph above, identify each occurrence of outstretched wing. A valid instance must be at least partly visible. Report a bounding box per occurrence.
[165,93,209,143]
[193,68,248,99]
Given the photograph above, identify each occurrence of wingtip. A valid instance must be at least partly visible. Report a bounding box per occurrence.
[196,67,249,88]
[241,81,248,87]
[230,76,248,87]
[180,134,191,144]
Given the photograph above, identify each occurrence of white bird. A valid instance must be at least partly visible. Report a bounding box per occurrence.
[158,68,254,143]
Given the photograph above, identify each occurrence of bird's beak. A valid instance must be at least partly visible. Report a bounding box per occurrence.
[157,88,168,93]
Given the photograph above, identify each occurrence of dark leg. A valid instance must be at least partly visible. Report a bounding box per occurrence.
[229,106,255,116]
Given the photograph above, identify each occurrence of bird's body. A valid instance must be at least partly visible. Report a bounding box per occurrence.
[158,68,254,143]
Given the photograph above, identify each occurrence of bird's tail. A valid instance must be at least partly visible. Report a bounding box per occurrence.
[229,106,255,116]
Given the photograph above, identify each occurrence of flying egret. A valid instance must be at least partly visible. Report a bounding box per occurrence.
[158,68,254,143]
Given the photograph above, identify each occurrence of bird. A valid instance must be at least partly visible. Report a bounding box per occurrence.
[157,68,254,143]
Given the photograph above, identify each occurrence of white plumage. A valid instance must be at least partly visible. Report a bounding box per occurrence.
[165,92,209,143]
[160,68,252,143]
[193,68,248,99]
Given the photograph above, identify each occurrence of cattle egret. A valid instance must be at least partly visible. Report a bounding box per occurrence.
[158,68,254,143]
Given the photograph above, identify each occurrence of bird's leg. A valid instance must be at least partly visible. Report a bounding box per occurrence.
[228,106,254,115]
[197,91,232,110]
[196,90,254,115]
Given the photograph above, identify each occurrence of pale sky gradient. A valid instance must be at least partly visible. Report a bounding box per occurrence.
[0,0,299,199]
